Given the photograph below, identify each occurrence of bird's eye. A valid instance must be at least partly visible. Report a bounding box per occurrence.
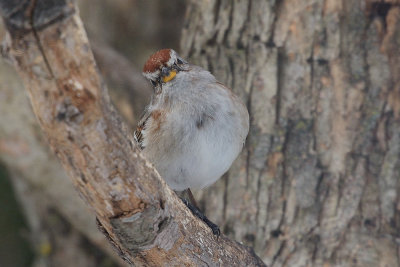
[176,58,184,65]
[151,80,157,87]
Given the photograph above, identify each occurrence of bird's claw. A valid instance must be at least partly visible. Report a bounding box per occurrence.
[209,222,220,236]
[181,198,221,237]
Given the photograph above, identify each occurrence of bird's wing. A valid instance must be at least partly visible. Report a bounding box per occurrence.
[134,109,151,150]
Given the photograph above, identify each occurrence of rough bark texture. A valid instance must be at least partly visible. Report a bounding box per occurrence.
[0,26,149,267]
[181,0,400,266]
[0,1,264,266]
[0,51,127,265]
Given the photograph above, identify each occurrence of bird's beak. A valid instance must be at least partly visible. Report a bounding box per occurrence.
[161,67,177,83]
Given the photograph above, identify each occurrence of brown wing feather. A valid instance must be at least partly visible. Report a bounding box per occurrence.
[134,110,151,150]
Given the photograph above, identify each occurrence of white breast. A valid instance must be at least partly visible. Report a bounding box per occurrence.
[142,72,249,191]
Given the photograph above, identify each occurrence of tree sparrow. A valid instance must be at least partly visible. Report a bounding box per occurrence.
[135,49,249,234]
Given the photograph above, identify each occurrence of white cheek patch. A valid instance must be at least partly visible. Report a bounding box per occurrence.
[143,70,160,81]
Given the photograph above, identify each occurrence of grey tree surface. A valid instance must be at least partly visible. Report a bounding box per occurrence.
[181,0,400,266]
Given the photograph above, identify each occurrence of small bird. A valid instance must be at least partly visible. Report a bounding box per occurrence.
[135,49,249,234]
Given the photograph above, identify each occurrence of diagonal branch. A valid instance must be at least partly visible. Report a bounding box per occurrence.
[0,0,265,266]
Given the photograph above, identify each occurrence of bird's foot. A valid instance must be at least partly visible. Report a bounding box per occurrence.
[181,198,221,236]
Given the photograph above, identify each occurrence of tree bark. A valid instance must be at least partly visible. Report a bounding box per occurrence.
[0,25,150,267]
[0,0,264,266]
[181,0,400,266]
[9,170,125,267]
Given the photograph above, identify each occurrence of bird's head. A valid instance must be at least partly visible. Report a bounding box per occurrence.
[142,49,188,93]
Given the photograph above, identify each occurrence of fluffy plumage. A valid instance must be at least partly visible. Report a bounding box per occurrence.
[136,49,249,191]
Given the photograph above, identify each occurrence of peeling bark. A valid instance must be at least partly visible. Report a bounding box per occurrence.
[0,0,265,266]
[181,0,400,266]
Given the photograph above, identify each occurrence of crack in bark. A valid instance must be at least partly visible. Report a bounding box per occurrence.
[281,246,295,266]
[28,0,55,80]
[206,54,214,74]
[315,172,328,240]
[277,121,292,231]
[237,0,252,48]
[222,0,234,46]
[270,240,286,267]
[269,0,284,46]
[275,47,284,125]
[244,63,253,191]
[228,56,235,93]
[367,2,395,31]
[329,217,353,263]
[245,140,251,190]
[254,164,265,243]
[265,177,273,238]
[213,0,221,26]
[254,135,274,235]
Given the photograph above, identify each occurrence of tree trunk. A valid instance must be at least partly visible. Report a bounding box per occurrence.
[181,0,400,266]
[0,19,148,267]
[0,0,264,266]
